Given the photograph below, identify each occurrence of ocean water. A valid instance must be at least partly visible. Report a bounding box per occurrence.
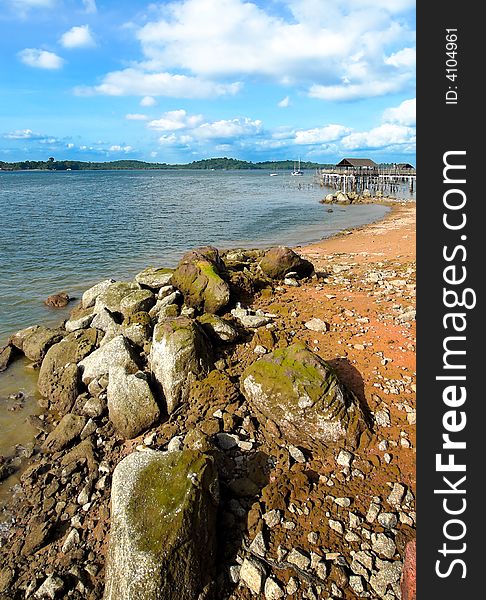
[0,169,392,346]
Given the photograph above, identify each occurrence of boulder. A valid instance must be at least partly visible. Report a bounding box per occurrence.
[0,345,15,372]
[42,414,87,452]
[119,289,155,318]
[336,191,349,203]
[150,317,213,414]
[122,312,153,347]
[107,367,160,439]
[135,267,174,289]
[93,281,141,315]
[65,305,94,332]
[21,326,65,362]
[171,246,230,314]
[44,292,70,308]
[38,329,100,413]
[259,247,314,280]
[197,314,239,343]
[103,449,218,600]
[241,343,368,449]
[78,335,140,384]
[82,279,116,309]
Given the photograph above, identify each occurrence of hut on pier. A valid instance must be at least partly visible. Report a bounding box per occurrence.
[335,158,378,170]
[396,162,415,170]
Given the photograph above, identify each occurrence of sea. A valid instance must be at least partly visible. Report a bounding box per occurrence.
[0,168,408,495]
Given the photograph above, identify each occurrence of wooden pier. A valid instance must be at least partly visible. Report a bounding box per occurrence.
[315,165,416,196]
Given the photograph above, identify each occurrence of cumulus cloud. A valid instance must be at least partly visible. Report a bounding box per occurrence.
[18,48,64,69]
[4,129,38,139]
[385,47,416,68]
[60,25,96,49]
[125,113,149,121]
[140,96,157,107]
[148,109,204,131]
[76,68,241,99]
[294,124,352,145]
[383,98,416,126]
[340,123,415,150]
[278,96,290,108]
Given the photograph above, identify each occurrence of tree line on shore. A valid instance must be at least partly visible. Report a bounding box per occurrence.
[0,157,331,172]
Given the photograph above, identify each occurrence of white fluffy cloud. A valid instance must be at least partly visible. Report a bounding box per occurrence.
[340,123,415,150]
[109,145,134,153]
[148,110,204,131]
[4,128,37,139]
[294,124,352,145]
[140,96,157,107]
[77,68,240,99]
[383,98,415,126]
[60,25,95,49]
[18,48,64,69]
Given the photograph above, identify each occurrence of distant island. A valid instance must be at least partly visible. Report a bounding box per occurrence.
[0,157,332,172]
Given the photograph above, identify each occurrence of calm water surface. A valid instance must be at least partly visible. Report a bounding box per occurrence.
[0,169,391,345]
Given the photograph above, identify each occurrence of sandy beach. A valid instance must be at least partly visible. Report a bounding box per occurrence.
[0,202,416,600]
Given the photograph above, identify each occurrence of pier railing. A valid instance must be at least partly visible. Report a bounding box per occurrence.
[315,166,416,196]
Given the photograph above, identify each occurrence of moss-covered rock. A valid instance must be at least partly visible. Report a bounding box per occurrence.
[119,289,155,318]
[241,343,368,449]
[259,246,314,280]
[135,266,174,289]
[171,246,230,314]
[103,449,218,600]
[42,414,87,453]
[197,313,239,343]
[150,317,213,414]
[94,281,141,315]
[37,329,101,413]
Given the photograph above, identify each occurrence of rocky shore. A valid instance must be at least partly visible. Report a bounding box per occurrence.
[0,203,416,600]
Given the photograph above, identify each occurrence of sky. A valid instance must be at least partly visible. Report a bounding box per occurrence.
[0,0,416,164]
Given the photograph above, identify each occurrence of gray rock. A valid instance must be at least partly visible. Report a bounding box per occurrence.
[336,449,353,467]
[216,433,239,450]
[21,326,65,362]
[349,575,365,594]
[82,279,116,309]
[135,267,173,289]
[262,509,281,528]
[259,246,314,280]
[387,483,406,508]
[197,314,239,343]
[119,289,155,317]
[107,367,160,439]
[61,528,80,553]
[287,548,310,570]
[103,449,218,600]
[329,519,344,534]
[249,531,267,558]
[65,309,94,332]
[304,318,329,332]
[42,414,87,452]
[34,575,64,599]
[377,512,398,530]
[150,317,213,414]
[93,281,141,315]
[78,335,139,384]
[369,560,402,597]
[241,344,367,450]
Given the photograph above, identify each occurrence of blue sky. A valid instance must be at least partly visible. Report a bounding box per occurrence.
[0,0,416,164]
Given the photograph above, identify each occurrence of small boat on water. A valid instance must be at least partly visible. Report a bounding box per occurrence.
[291,158,303,176]
[269,172,278,176]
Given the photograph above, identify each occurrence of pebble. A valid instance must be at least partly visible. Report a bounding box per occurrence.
[329,519,344,534]
[375,409,391,427]
[349,575,365,594]
[34,575,64,599]
[287,548,310,570]
[307,531,318,544]
[61,528,80,553]
[167,436,183,452]
[286,577,299,595]
[304,318,329,333]
[284,278,300,287]
[371,533,397,559]
[262,509,280,529]
[334,497,351,508]
[215,432,239,450]
[249,531,267,558]
[336,449,353,468]
[229,565,240,584]
[288,445,306,464]
[378,440,388,451]
[240,558,265,594]
[387,483,406,507]
[253,345,267,355]
[366,502,381,523]
[264,577,285,599]
[378,513,398,530]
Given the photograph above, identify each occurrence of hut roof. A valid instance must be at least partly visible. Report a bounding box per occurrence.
[397,162,415,169]
[336,158,378,168]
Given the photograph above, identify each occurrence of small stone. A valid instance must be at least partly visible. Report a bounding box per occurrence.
[34,575,64,599]
[307,531,318,544]
[286,577,299,595]
[375,408,391,427]
[329,519,344,534]
[249,531,267,558]
[349,575,365,594]
[378,512,398,530]
[61,528,80,553]
[334,497,351,508]
[384,453,392,463]
[263,509,281,528]
[288,445,306,463]
[336,449,353,467]
[77,485,90,506]
[378,440,388,451]
[287,548,310,570]
[349,512,362,529]
[366,502,381,523]
[345,531,361,543]
[387,483,406,507]
[264,577,285,599]
[167,436,183,452]
[315,562,327,580]
[371,533,396,559]
[229,565,240,584]
[304,318,329,333]
[254,345,267,355]
[240,558,265,594]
